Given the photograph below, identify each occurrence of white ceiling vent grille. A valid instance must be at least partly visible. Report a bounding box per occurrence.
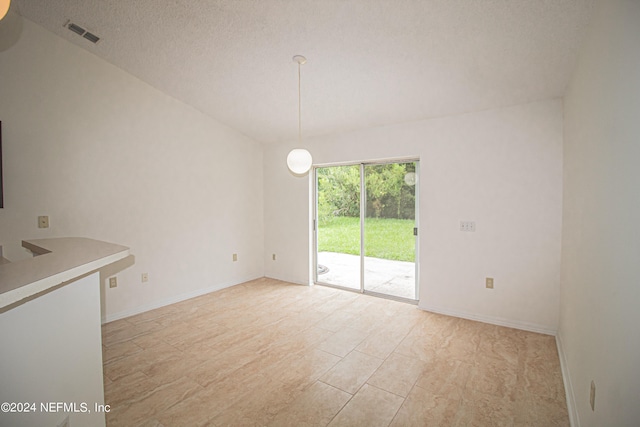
[65,21,100,44]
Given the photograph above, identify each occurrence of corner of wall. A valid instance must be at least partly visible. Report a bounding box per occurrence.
[556,332,580,427]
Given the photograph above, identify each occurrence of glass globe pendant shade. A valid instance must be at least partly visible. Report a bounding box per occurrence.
[0,0,10,20]
[404,172,417,186]
[287,148,313,175]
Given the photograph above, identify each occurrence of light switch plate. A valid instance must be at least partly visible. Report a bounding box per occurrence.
[460,221,476,232]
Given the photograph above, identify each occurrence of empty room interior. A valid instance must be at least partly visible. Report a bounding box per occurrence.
[0,0,639,426]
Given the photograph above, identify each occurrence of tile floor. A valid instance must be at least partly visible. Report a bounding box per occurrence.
[102,278,569,426]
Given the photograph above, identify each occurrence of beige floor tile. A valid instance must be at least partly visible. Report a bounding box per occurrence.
[453,390,516,427]
[187,346,259,387]
[390,385,461,427]
[155,388,222,427]
[262,326,336,358]
[367,352,425,397]
[210,378,301,426]
[477,326,522,368]
[414,357,472,399]
[102,340,143,364]
[204,325,264,352]
[464,355,519,401]
[355,320,414,359]
[131,332,169,350]
[126,305,177,325]
[141,352,205,384]
[316,327,370,357]
[320,350,384,394]
[104,371,159,408]
[513,392,570,426]
[436,330,480,363]
[107,377,203,426]
[103,341,180,382]
[182,311,230,333]
[268,381,352,427]
[103,320,160,347]
[152,321,209,346]
[347,309,388,333]
[101,318,133,335]
[270,348,342,392]
[342,297,378,315]
[314,293,359,314]
[393,328,438,362]
[194,372,275,418]
[520,357,566,400]
[101,278,568,426]
[328,384,404,427]
[317,310,358,332]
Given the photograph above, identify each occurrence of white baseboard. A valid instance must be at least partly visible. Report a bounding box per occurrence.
[556,332,579,427]
[418,303,557,336]
[102,275,262,324]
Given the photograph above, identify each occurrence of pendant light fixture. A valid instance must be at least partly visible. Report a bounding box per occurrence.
[0,0,10,21]
[287,55,313,176]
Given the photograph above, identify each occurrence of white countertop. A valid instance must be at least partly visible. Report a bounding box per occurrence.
[0,237,130,310]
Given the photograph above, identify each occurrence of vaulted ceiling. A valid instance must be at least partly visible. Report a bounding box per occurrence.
[11,0,594,143]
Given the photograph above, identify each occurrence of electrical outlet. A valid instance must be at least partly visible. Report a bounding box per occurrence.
[109,277,117,288]
[272,253,276,261]
[38,215,50,228]
[233,253,238,262]
[486,277,494,289]
[141,273,148,283]
[590,380,596,411]
[460,221,476,232]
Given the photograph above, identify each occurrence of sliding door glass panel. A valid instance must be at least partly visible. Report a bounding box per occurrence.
[316,165,361,290]
[363,162,417,299]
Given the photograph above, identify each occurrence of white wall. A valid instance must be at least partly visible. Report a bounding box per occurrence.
[0,16,264,321]
[559,0,640,425]
[0,273,106,427]
[264,99,563,334]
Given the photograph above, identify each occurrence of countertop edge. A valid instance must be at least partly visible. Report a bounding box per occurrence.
[0,238,130,310]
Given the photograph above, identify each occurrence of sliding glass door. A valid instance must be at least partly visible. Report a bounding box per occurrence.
[315,164,361,291]
[314,160,418,301]
[363,162,417,299]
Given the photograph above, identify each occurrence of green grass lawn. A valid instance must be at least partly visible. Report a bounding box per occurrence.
[318,216,415,262]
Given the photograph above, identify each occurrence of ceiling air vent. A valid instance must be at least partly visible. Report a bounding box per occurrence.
[65,21,101,44]
[82,32,100,44]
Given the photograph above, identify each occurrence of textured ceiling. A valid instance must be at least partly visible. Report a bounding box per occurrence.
[11,0,594,144]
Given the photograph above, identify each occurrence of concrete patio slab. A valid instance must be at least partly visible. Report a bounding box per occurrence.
[316,252,416,300]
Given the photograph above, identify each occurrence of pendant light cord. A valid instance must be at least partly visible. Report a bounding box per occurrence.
[298,60,302,144]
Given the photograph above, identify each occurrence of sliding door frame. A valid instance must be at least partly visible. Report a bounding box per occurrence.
[313,157,420,303]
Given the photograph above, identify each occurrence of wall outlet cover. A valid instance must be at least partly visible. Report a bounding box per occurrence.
[38,215,50,228]
[486,277,494,289]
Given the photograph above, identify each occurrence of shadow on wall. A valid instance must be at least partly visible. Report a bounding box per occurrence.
[0,11,24,52]
[99,255,136,322]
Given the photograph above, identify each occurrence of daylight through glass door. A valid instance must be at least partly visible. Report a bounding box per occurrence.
[315,160,418,301]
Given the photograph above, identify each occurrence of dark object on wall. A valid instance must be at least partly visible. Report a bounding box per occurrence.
[0,121,3,208]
